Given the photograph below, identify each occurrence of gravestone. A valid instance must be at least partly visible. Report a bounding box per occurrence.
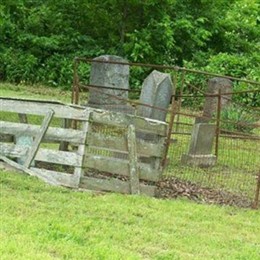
[88,55,134,114]
[197,77,232,123]
[137,70,174,122]
[181,123,216,167]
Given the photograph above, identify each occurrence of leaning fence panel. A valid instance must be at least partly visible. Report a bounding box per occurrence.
[0,97,167,196]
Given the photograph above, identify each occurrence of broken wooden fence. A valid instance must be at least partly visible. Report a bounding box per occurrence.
[0,97,167,196]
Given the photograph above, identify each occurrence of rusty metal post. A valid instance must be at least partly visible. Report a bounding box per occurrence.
[175,71,185,132]
[252,173,260,209]
[162,73,178,168]
[215,89,221,157]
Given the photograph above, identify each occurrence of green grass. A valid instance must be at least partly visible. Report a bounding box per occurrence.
[1,171,260,260]
[0,82,72,103]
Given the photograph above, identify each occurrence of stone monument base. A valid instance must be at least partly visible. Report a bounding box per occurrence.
[181,154,217,168]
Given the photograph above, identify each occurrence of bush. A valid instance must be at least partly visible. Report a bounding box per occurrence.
[1,49,38,83]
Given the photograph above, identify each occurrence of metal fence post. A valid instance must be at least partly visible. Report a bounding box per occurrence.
[215,89,222,157]
[175,71,185,132]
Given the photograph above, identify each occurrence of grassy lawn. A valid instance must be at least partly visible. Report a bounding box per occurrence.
[1,170,260,260]
[0,82,72,103]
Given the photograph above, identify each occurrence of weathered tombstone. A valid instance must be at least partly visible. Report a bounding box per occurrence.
[88,55,134,114]
[197,77,232,123]
[137,70,174,122]
[181,123,217,167]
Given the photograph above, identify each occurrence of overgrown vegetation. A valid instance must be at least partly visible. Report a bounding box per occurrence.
[0,0,259,102]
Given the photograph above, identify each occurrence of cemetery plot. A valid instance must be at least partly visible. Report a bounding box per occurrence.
[70,56,259,209]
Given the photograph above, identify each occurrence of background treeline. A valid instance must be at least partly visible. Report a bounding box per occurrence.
[0,0,259,98]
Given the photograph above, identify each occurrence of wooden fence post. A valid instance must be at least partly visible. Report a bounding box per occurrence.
[127,124,140,194]
[73,110,90,187]
[24,110,54,168]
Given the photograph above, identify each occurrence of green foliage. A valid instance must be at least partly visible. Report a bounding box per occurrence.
[0,0,259,102]
[1,49,38,83]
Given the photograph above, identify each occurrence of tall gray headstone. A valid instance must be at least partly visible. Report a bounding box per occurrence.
[137,70,174,122]
[181,123,217,167]
[88,55,133,113]
[197,77,232,123]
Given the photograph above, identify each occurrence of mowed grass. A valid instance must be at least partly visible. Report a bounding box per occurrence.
[1,170,260,260]
[0,82,72,103]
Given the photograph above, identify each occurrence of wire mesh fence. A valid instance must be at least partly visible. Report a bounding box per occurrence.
[164,111,259,208]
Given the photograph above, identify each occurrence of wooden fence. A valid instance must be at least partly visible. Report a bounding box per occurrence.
[0,97,167,196]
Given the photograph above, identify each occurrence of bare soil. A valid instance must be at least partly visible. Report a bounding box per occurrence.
[157,177,253,208]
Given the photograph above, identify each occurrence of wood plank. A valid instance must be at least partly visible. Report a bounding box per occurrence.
[0,155,70,187]
[0,143,80,166]
[80,176,155,196]
[35,149,80,167]
[84,155,160,182]
[31,167,77,188]
[0,121,84,144]
[87,132,164,157]
[127,125,140,194]
[0,143,28,158]
[0,155,37,177]
[24,110,54,168]
[90,110,167,136]
[0,155,155,195]
[151,137,165,175]
[0,98,88,120]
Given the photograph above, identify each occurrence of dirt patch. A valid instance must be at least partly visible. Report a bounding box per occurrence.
[156,177,253,208]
